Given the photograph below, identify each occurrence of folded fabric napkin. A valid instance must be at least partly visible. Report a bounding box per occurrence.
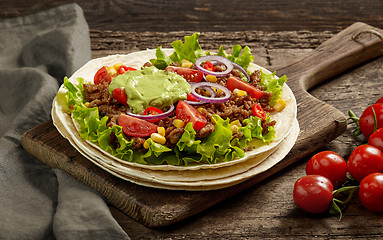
[0,3,130,239]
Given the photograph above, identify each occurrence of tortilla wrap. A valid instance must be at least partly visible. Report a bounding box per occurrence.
[51,49,298,190]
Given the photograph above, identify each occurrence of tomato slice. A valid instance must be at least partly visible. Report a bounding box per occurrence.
[118,114,158,137]
[118,66,137,75]
[176,100,207,130]
[165,66,204,83]
[203,61,215,72]
[187,93,199,102]
[226,76,263,99]
[252,103,266,120]
[94,66,112,85]
[112,88,128,106]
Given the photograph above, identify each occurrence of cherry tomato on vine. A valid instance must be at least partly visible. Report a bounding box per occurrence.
[293,175,334,214]
[347,145,383,182]
[359,103,383,139]
[376,97,383,104]
[305,151,347,187]
[368,128,383,152]
[359,173,383,212]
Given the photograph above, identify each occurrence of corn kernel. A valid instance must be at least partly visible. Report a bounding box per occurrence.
[274,98,286,112]
[151,133,166,145]
[143,140,149,149]
[181,59,193,68]
[173,119,185,128]
[205,74,217,83]
[211,86,224,95]
[107,66,117,76]
[113,63,123,71]
[157,127,166,136]
[197,107,203,113]
[84,102,90,108]
[230,120,241,127]
[233,89,247,97]
[231,124,239,133]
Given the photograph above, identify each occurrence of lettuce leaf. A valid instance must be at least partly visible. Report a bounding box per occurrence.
[169,33,206,64]
[217,44,254,70]
[149,33,254,72]
[259,70,287,106]
[149,46,173,70]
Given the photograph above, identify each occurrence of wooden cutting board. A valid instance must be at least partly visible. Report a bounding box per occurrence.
[21,22,383,228]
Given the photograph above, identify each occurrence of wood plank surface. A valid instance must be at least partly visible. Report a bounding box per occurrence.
[2,0,383,33]
[5,1,383,239]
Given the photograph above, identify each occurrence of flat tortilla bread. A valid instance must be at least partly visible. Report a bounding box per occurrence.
[51,49,299,190]
[53,102,299,190]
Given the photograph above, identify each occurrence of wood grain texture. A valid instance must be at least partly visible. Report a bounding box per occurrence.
[2,0,383,33]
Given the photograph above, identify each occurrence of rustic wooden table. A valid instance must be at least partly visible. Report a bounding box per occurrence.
[3,1,383,239]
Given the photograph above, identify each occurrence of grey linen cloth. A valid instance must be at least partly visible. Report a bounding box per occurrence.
[0,3,130,239]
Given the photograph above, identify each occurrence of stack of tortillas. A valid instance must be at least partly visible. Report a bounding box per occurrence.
[52,49,299,191]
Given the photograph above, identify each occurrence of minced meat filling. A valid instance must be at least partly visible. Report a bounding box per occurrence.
[82,64,276,151]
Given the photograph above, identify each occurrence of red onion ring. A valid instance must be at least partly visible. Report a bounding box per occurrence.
[184,85,216,105]
[232,62,250,82]
[195,55,233,76]
[190,82,231,103]
[126,105,175,121]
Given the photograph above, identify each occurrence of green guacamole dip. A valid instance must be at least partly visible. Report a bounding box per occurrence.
[109,66,191,113]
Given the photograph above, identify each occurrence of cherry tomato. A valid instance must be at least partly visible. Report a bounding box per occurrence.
[118,114,158,137]
[359,103,383,139]
[368,128,383,152]
[305,151,347,187]
[187,93,199,102]
[118,66,137,75]
[203,61,215,72]
[376,97,383,104]
[226,76,264,99]
[252,103,266,121]
[293,175,334,214]
[94,66,112,85]
[143,107,163,123]
[165,66,204,83]
[112,88,128,106]
[176,100,207,130]
[347,145,383,182]
[359,173,383,212]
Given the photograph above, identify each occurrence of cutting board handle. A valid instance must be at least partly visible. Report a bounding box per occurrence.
[276,22,383,90]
